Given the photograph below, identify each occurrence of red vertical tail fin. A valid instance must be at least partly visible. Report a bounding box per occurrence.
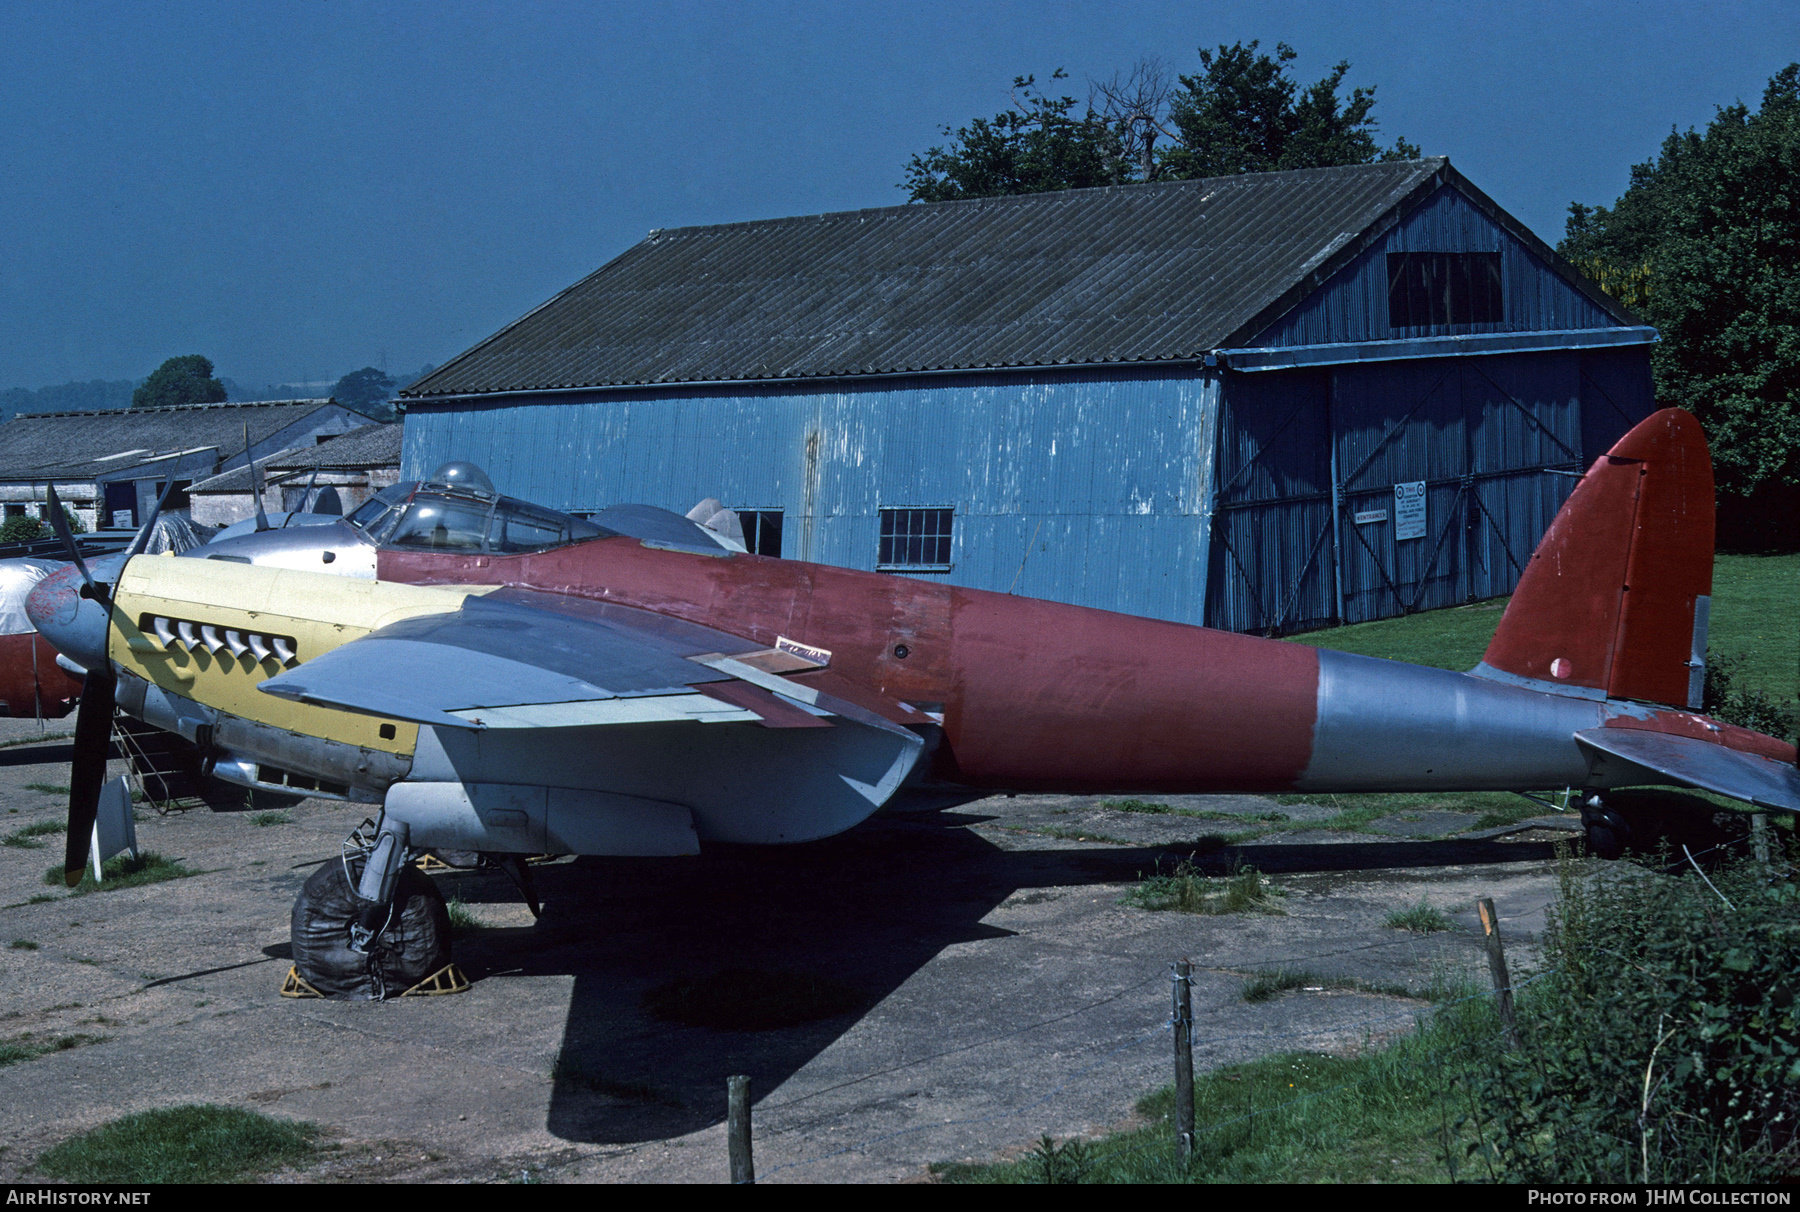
[1475,408,1714,708]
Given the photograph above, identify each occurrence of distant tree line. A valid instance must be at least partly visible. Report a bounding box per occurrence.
[1561,64,1800,550]
[2,359,435,424]
[901,41,1418,202]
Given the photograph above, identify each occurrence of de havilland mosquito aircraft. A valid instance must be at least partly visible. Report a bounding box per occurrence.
[19,408,1800,998]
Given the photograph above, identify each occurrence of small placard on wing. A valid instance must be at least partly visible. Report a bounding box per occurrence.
[774,636,831,668]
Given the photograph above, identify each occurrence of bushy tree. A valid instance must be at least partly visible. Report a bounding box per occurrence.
[901,42,1417,202]
[131,355,227,409]
[1160,41,1418,179]
[902,71,1129,202]
[0,516,44,544]
[330,367,397,417]
[1561,65,1800,548]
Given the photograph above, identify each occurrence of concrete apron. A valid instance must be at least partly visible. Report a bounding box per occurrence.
[0,720,1561,1184]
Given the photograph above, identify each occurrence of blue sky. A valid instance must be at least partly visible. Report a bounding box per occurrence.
[3,0,1795,391]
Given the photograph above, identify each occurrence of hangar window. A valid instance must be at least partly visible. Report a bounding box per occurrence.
[1386,252,1503,328]
[878,508,954,571]
[737,509,783,557]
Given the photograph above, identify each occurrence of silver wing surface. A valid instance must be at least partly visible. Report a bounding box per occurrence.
[1577,727,1800,813]
[259,588,926,847]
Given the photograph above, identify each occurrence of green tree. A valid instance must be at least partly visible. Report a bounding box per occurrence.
[1162,41,1417,178]
[901,43,1417,202]
[902,71,1128,202]
[330,367,397,418]
[1561,65,1800,548]
[131,356,227,409]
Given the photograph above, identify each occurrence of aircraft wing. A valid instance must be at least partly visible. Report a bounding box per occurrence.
[1576,727,1800,812]
[258,586,878,731]
[258,586,927,844]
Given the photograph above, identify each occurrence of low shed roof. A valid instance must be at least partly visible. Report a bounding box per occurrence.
[0,400,348,483]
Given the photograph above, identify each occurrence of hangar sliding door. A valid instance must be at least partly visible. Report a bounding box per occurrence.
[1330,352,1581,624]
[1206,352,1584,634]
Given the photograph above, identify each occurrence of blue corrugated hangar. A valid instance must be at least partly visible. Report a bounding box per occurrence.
[400,157,1655,634]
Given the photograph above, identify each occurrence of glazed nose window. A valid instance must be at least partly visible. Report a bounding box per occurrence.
[386,499,491,550]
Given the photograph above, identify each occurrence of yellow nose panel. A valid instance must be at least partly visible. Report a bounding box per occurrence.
[110,555,480,756]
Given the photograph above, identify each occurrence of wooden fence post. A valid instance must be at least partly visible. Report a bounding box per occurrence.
[728,1074,754,1184]
[1478,898,1521,1049]
[1173,959,1195,1161]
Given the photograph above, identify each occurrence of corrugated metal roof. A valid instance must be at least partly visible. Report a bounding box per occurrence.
[406,160,1460,397]
[267,423,402,472]
[0,400,347,481]
[188,424,402,494]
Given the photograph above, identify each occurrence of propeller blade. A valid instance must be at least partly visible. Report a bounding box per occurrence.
[280,465,321,530]
[62,667,116,886]
[122,473,181,559]
[44,484,106,607]
[245,423,269,533]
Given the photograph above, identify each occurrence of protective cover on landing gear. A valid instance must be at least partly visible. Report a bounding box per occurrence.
[290,858,451,1000]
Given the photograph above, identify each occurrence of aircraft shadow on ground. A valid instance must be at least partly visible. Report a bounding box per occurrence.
[428,811,1556,1146]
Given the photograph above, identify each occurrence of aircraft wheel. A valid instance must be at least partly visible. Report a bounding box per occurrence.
[290,856,452,1000]
[1584,821,1627,861]
[1579,794,1631,860]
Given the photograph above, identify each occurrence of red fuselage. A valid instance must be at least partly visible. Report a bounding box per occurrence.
[381,537,1795,797]
[383,538,1350,794]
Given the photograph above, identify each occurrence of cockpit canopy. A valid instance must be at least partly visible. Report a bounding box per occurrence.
[345,481,613,554]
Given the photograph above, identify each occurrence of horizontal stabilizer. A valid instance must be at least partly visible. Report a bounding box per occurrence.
[1575,727,1800,812]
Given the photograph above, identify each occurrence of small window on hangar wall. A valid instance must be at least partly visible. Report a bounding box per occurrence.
[878,507,954,572]
[736,509,784,557]
[1386,252,1503,328]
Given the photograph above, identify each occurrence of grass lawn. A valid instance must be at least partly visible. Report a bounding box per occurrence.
[1265,553,1798,821]
[1288,553,1797,701]
[935,990,1504,1184]
[34,1105,318,1183]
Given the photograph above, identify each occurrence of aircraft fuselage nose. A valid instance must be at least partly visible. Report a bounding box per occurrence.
[26,561,112,672]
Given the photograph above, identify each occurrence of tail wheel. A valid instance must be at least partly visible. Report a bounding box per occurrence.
[290,857,452,1000]
[1579,794,1632,860]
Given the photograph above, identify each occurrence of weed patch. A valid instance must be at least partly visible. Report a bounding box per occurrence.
[1239,969,1424,1003]
[11,939,38,950]
[1272,790,1557,833]
[43,851,195,896]
[0,733,71,750]
[0,1033,103,1068]
[1102,798,1170,813]
[1386,902,1455,933]
[35,1105,317,1183]
[23,783,71,796]
[3,819,65,849]
[249,811,292,827]
[444,898,482,936]
[1120,862,1284,915]
[643,968,865,1031]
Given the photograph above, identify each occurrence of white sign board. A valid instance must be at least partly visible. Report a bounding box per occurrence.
[1394,481,1427,541]
[89,776,137,882]
[1353,509,1388,525]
